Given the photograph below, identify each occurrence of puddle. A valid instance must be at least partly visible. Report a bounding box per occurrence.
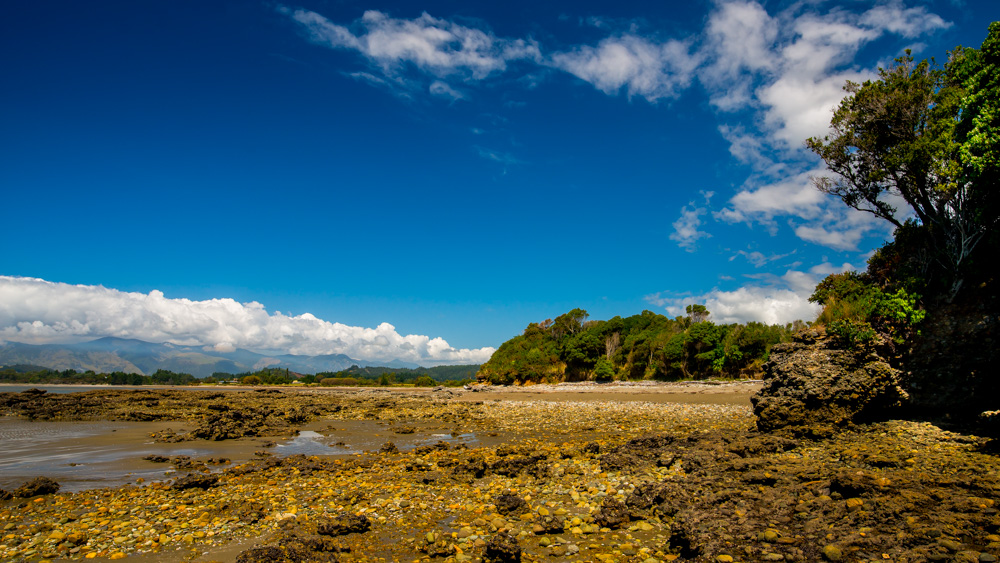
[275,430,355,456]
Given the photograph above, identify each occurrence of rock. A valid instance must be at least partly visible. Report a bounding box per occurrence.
[318,514,371,536]
[494,493,528,516]
[485,532,521,563]
[13,477,60,498]
[378,442,399,453]
[170,474,218,490]
[142,455,170,463]
[752,328,908,434]
[822,544,843,561]
[452,457,487,479]
[594,497,631,529]
[0,489,11,501]
[906,304,1000,420]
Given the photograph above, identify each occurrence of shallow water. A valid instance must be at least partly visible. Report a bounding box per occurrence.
[0,418,483,493]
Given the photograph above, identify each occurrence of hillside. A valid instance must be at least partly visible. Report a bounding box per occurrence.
[477,308,796,385]
[0,337,412,378]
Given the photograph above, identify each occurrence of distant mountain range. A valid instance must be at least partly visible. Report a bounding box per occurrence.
[0,337,418,378]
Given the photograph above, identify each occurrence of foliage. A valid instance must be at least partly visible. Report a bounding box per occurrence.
[477,307,795,384]
[0,366,196,386]
[811,271,925,347]
[412,375,437,387]
[807,25,1000,300]
[827,319,878,349]
[592,357,614,382]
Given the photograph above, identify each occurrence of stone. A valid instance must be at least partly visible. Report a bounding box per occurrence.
[485,532,521,563]
[317,514,371,536]
[753,328,908,435]
[13,477,60,498]
[822,544,843,561]
[170,474,218,490]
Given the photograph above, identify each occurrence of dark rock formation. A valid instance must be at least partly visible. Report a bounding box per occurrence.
[905,304,999,422]
[593,497,630,529]
[485,532,521,563]
[752,328,908,435]
[493,493,528,516]
[170,474,219,490]
[317,514,371,536]
[14,477,60,498]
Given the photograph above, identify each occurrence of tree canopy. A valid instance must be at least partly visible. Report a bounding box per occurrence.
[476,308,796,385]
[807,23,999,298]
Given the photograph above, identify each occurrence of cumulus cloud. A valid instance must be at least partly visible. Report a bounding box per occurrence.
[0,276,494,366]
[670,204,711,251]
[645,261,857,325]
[700,1,947,249]
[548,35,699,102]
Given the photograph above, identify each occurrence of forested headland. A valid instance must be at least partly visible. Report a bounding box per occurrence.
[476,307,802,384]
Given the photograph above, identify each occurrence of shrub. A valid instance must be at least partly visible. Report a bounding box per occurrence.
[827,319,877,349]
[319,377,359,386]
[412,375,436,387]
[593,357,614,382]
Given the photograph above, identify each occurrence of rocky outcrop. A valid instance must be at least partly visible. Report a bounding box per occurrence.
[13,477,60,498]
[752,328,907,436]
[905,304,999,422]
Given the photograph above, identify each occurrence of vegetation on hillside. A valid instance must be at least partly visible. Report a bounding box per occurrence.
[476,308,799,385]
[808,23,999,305]
[217,364,478,387]
[807,23,999,353]
[0,366,197,386]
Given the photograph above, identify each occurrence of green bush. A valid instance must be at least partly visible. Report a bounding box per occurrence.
[319,377,359,386]
[593,357,614,382]
[827,319,877,349]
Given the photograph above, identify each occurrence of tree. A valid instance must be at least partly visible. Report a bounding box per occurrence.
[807,26,1000,299]
[592,357,614,381]
[686,304,709,324]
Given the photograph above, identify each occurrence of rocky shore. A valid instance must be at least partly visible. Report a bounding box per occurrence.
[0,386,998,563]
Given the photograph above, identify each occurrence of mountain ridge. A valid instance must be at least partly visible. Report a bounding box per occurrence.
[0,337,419,377]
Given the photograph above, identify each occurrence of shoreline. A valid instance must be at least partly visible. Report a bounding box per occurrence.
[1,387,996,563]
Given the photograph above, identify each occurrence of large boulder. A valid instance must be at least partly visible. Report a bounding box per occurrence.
[752,328,907,436]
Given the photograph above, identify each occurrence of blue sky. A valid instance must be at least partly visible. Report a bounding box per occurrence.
[1,1,995,365]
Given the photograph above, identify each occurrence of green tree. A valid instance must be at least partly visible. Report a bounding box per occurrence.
[685,304,710,324]
[807,27,1000,298]
[592,357,614,382]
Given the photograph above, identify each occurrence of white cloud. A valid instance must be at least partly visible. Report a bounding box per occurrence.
[859,3,950,38]
[645,261,857,325]
[732,249,795,268]
[548,35,699,102]
[700,0,778,110]
[715,169,829,225]
[429,80,465,101]
[0,276,494,366]
[670,204,711,251]
[285,8,540,85]
[475,146,521,168]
